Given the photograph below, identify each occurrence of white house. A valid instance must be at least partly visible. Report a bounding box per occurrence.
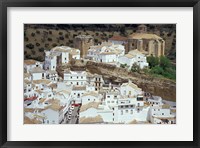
[147,104,176,124]
[118,49,149,69]
[64,70,87,86]
[24,79,35,99]
[44,52,59,71]
[120,80,143,97]
[29,67,46,80]
[81,91,101,105]
[71,86,87,103]
[44,46,81,70]
[87,42,125,64]
[24,59,43,73]
[46,70,59,82]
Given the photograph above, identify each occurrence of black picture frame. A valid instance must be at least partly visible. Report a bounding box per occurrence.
[0,0,199,148]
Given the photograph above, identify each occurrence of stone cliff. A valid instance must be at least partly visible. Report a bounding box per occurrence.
[59,60,176,102]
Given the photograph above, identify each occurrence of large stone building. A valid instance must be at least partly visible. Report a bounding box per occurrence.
[74,35,94,58]
[127,25,165,57]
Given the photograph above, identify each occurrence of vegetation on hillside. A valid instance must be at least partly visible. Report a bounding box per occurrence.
[24,24,176,62]
[146,56,176,80]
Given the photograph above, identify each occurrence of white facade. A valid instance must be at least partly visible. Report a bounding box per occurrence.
[120,80,143,97]
[46,70,59,82]
[24,60,43,73]
[64,71,87,86]
[87,42,125,64]
[29,67,46,80]
[118,49,149,69]
[81,91,101,105]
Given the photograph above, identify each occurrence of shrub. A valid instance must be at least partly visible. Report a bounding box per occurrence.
[59,36,64,40]
[120,64,127,68]
[36,30,40,34]
[36,43,40,47]
[24,37,29,42]
[52,43,57,47]
[94,39,98,43]
[48,38,52,41]
[131,63,140,72]
[26,43,34,49]
[59,32,63,35]
[45,43,49,48]
[65,34,69,38]
[31,32,35,37]
[39,47,45,52]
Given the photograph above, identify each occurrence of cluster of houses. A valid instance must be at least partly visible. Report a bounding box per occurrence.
[24,47,175,124]
[86,42,149,69]
[24,29,175,124]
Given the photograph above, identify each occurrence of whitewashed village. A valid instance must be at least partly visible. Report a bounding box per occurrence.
[24,25,176,124]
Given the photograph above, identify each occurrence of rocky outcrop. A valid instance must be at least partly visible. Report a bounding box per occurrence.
[60,60,176,102]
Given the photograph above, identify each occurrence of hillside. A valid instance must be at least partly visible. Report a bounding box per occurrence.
[24,24,176,62]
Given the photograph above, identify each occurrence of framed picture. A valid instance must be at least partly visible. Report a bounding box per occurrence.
[0,0,199,147]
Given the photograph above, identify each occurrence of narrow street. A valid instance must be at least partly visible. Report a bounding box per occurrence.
[63,106,80,124]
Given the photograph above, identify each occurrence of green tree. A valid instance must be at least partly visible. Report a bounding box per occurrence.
[147,55,159,68]
[159,56,171,70]
[131,63,140,72]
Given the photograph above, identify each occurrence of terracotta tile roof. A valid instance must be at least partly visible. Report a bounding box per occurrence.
[82,91,99,97]
[72,86,86,91]
[109,36,128,41]
[100,52,116,55]
[24,59,38,65]
[128,33,162,40]
[24,116,42,124]
[29,67,45,73]
[24,73,31,78]
[33,79,52,85]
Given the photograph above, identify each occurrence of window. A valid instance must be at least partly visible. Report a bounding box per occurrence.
[71,76,72,79]
[113,113,114,116]
[107,101,110,103]
[121,106,124,108]
[125,105,128,108]
[77,76,79,79]
[81,76,83,79]
[131,110,133,114]
[48,94,51,97]
[107,96,110,98]
[126,110,128,113]
[162,113,164,115]
[111,101,114,103]
[121,110,123,115]
[88,99,90,101]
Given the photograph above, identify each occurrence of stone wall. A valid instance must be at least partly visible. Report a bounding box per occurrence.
[73,36,94,58]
